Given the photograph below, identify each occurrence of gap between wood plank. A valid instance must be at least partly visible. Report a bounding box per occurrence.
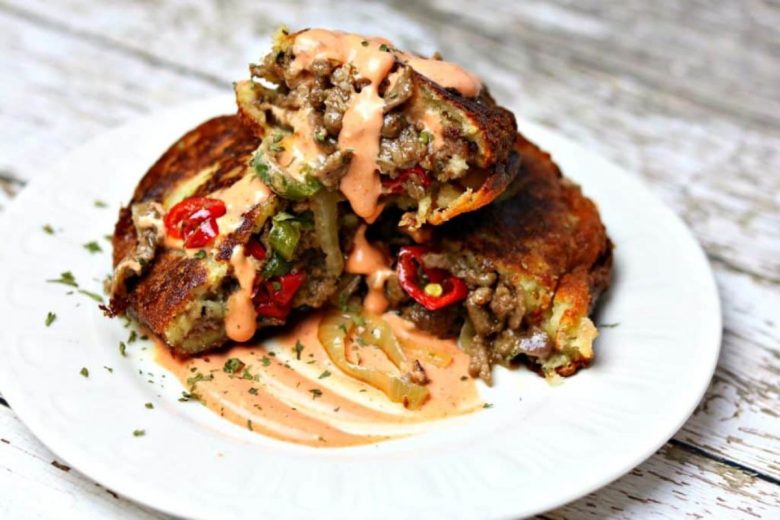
[0,172,26,186]
[668,439,780,487]
[0,1,226,89]
[709,253,780,285]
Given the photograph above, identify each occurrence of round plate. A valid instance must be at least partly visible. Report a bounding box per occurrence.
[0,97,721,519]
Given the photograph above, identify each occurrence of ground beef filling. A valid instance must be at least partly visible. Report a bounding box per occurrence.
[385,251,554,383]
[250,50,479,200]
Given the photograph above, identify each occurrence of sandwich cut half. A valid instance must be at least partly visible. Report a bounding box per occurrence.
[108,114,361,354]
[367,134,613,381]
[235,28,519,229]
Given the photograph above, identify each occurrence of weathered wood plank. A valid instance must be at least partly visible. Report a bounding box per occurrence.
[0,5,221,182]
[544,443,780,518]
[675,263,780,479]
[420,0,780,128]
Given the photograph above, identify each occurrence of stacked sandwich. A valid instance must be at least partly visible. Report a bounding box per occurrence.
[109,28,612,385]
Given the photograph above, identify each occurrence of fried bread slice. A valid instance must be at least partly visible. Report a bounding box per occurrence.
[109,115,355,354]
[379,133,613,381]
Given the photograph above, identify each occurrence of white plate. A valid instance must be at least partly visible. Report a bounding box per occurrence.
[0,97,721,519]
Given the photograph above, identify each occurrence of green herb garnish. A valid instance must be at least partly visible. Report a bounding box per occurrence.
[309,388,323,400]
[144,402,154,409]
[94,200,108,208]
[187,372,213,386]
[119,341,127,357]
[260,356,271,367]
[47,271,78,287]
[294,339,304,360]
[132,429,145,437]
[77,289,104,303]
[318,370,331,380]
[45,312,56,327]
[223,358,245,374]
[79,367,89,378]
[42,224,55,235]
[83,241,102,253]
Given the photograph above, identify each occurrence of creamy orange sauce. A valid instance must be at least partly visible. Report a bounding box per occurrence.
[419,108,445,149]
[212,173,272,234]
[289,28,482,219]
[345,225,394,314]
[156,311,481,447]
[225,246,257,342]
[405,57,482,97]
[274,107,325,181]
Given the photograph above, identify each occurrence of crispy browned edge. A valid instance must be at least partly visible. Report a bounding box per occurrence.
[410,71,517,167]
[109,115,261,338]
[426,142,521,226]
[437,132,613,375]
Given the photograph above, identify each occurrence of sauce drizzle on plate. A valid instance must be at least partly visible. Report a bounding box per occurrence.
[156,311,481,447]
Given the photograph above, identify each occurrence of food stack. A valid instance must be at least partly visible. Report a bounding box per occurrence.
[108,28,612,398]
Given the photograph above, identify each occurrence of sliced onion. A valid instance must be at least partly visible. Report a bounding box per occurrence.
[458,318,476,353]
[397,340,453,368]
[318,312,429,409]
[312,190,344,276]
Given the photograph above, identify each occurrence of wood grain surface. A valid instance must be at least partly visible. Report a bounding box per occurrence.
[0,0,778,517]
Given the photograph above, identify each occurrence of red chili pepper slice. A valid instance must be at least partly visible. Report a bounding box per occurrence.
[382,166,432,194]
[254,272,306,319]
[246,239,267,261]
[396,246,467,311]
[163,197,226,248]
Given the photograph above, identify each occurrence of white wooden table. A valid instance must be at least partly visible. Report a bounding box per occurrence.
[1,1,778,517]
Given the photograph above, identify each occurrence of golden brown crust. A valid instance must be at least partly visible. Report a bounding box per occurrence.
[125,251,210,334]
[441,133,610,293]
[425,145,521,226]
[110,115,261,336]
[408,72,517,168]
[436,133,613,377]
[127,115,259,209]
[112,115,260,267]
